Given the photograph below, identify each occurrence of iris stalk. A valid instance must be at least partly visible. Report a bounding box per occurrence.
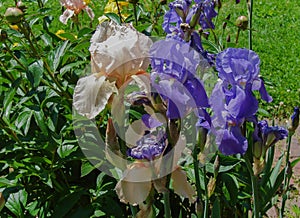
[280,132,293,218]
[245,156,260,217]
[247,0,253,50]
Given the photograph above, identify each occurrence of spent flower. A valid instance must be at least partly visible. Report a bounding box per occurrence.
[59,0,94,24]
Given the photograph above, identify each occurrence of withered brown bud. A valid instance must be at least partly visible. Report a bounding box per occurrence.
[226,34,231,42]
[4,7,24,25]
[0,29,8,42]
[236,15,248,31]
[160,0,167,5]
[225,14,231,20]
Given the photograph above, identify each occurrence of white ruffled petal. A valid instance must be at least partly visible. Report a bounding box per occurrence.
[73,74,117,119]
[59,9,74,25]
[89,21,152,80]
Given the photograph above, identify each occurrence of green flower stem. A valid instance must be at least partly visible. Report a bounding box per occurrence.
[280,132,293,218]
[163,190,171,218]
[247,0,253,50]
[245,156,260,217]
[130,205,137,217]
[203,166,209,218]
[193,130,203,204]
[115,0,123,23]
[133,2,138,26]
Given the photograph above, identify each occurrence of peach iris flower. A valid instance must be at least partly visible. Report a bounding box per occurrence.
[59,0,95,24]
[73,21,153,119]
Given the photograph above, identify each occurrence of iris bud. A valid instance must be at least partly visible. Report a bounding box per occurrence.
[0,30,8,42]
[213,155,220,178]
[253,140,264,159]
[207,177,216,198]
[236,15,248,31]
[288,107,299,133]
[174,4,185,19]
[226,34,230,42]
[189,7,201,29]
[4,7,24,25]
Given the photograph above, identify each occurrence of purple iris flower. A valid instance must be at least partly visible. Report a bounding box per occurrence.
[150,38,209,119]
[163,0,217,59]
[164,0,217,33]
[253,119,288,150]
[127,130,167,160]
[210,80,259,155]
[236,0,240,4]
[216,48,273,103]
[194,0,218,29]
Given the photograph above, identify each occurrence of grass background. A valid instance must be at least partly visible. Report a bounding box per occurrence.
[1,0,299,119]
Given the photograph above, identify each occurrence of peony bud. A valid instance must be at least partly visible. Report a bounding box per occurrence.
[236,15,248,31]
[4,7,24,25]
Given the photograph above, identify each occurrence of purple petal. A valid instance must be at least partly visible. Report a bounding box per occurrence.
[217,126,248,155]
[142,114,163,129]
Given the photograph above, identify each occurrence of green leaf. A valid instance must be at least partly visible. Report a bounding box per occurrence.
[211,197,221,218]
[51,40,70,72]
[15,110,33,135]
[0,177,17,187]
[52,190,86,217]
[57,144,78,159]
[291,157,300,168]
[6,189,28,217]
[81,161,95,177]
[105,13,121,24]
[59,61,86,76]
[3,85,17,119]
[27,60,44,88]
[78,27,94,38]
[33,110,48,136]
[221,173,239,204]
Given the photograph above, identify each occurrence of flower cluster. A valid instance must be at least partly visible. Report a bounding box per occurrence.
[163,0,217,63]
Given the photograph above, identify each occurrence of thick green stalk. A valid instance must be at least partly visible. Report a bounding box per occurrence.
[163,191,171,218]
[245,156,260,217]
